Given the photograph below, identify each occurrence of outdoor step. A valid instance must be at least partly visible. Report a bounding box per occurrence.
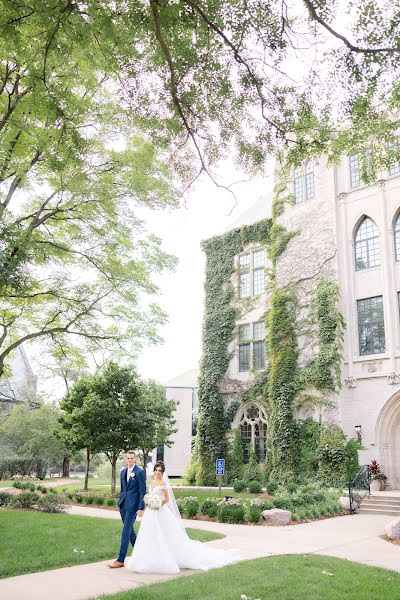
[364,498,400,505]
[362,503,400,511]
[359,508,400,516]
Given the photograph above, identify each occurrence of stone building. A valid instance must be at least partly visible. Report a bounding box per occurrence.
[200,148,400,488]
[0,346,37,412]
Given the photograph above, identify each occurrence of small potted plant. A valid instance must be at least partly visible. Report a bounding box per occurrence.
[369,460,387,491]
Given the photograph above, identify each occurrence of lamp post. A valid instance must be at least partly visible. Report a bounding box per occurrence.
[354,424,362,444]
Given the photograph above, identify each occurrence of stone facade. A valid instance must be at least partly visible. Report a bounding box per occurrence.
[0,346,37,411]
[224,154,400,489]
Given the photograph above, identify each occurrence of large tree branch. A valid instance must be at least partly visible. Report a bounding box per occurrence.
[302,0,398,55]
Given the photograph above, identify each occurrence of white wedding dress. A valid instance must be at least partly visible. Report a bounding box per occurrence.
[126,485,240,574]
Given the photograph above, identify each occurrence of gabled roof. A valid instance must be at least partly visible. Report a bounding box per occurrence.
[164,369,199,388]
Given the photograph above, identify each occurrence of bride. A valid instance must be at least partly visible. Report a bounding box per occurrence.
[126,460,240,574]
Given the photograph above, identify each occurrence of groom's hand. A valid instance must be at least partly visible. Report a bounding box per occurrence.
[137,510,144,517]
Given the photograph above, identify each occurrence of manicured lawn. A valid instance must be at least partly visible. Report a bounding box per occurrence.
[0,511,223,579]
[0,481,13,488]
[97,554,400,600]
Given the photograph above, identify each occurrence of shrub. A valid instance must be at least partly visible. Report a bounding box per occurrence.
[233,479,247,493]
[286,482,297,494]
[201,498,218,517]
[37,486,48,494]
[0,492,12,506]
[247,505,262,523]
[36,495,66,513]
[243,446,261,483]
[272,496,293,511]
[0,457,47,480]
[218,498,245,524]
[74,495,83,503]
[227,428,244,483]
[49,487,58,494]
[106,498,116,507]
[248,481,262,494]
[94,496,104,505]
[67,493,75,500]
[266,480,278,495]
[84,496,94,505]
[178,496,200,518]
[12,491,40,509]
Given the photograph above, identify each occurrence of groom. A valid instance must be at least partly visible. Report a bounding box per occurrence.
[108,450,146,568]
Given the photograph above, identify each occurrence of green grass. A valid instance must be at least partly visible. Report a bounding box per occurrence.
[0,481,13,488]
[0,510,223,579]
[97,554,400,600]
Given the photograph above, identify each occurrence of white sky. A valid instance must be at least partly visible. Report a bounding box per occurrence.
[136,167,274,385]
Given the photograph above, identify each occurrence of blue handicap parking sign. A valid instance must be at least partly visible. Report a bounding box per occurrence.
[216,459,225,475]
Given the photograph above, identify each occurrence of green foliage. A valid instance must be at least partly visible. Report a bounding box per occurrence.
[201,498,218,518]
[316,425,348,486]
[0,404,66,467]
[266,286,298,481]
[218,502,246,524]
[227,429,244,483]
[0,457,47,480]
[178,496,200,518]
[297,280,345,392]
[266,480,279,495]
[36,495,66,513]
[233,479,247,493]
[196,220,271,484]
[248,481,262,494]
[295,418,321,480]
[11,491,40,509]
[243,446,261,484]
[0,491,12,506]
[247,505,263,523]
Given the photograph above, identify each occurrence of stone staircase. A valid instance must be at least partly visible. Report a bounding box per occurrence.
[359,494,400,516]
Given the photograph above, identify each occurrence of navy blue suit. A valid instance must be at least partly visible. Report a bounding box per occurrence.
[116,464,146,563]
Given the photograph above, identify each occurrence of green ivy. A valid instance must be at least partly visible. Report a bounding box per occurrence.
[196,220,271,484]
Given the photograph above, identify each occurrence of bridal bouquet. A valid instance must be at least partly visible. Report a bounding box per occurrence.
[144,492,162,511]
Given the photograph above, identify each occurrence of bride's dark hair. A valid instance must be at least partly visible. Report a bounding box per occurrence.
[154,461,165,473]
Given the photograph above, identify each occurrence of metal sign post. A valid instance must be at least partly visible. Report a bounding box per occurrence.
[215,459,225,503]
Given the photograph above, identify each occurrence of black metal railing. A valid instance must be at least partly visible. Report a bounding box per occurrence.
[348,464,370,513]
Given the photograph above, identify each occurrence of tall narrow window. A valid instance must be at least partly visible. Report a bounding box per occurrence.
[349,153,360,188]
[294,162,314,203]
[388,141,400,176]
[305,160,315,200]
[395,214,400,261]
[357,296,386,355]
[354,217,380,271]
[349,149,372,188]
[294,166,303,203]
[238,322,265,372]
[237,403,268,463]
[239,343,251,372]
[237,248,266,298]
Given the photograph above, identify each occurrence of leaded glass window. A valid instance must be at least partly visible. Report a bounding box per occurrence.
[355,217,380,271]
[237,403,268,463]
[357,296,386,355]
[294,166,303,203]
[305,160,315,200]
[239,271,250,298]
[395,214,400,262]
[237,248,266,298]
[238,322,266,372]
[239,343,251,371]
[349,153,360,188]
[388,141,400,176]
[253,268,265,295]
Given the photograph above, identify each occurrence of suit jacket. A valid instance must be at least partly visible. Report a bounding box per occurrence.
[117,464,146,511]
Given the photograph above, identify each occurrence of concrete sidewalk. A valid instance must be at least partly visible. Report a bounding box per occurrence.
[1,507,399,600]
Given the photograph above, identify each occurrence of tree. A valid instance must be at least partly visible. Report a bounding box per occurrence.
[0,402,66,466]
[59,376,102,490]
[136,379,177,469]
[0,1,178,382]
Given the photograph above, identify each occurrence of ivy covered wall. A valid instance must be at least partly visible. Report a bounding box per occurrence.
[195,171,347,485]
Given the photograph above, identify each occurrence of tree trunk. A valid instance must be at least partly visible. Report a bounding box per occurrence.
[62,454,70,478]
[111,454,117,495]
[84,448,91,491]
[142,450,148,470]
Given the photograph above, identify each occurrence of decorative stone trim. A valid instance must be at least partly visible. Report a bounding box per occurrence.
[345,376,358,388]
[387,372,400,385]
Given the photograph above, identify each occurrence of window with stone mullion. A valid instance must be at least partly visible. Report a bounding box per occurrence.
[357,296,386,355]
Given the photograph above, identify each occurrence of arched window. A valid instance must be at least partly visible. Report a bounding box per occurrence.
[355,217,380,271]
[236,403,267,463]
[394,213,400,261]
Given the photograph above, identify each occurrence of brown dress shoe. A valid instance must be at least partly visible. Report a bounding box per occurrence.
[108,561,124,568]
